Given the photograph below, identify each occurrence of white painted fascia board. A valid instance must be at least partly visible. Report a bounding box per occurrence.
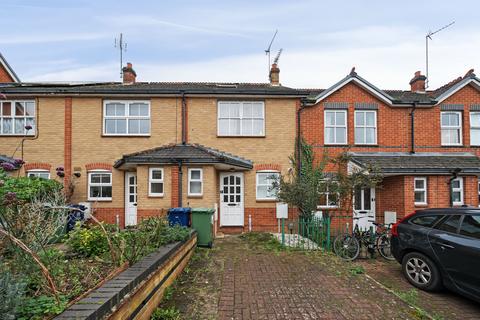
[0,53,20,82]
[435,78,480,105]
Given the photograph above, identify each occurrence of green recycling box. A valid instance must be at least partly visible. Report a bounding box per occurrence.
[191,208,215,247]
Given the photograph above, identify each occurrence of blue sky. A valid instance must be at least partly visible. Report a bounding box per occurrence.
[1,0,479,89]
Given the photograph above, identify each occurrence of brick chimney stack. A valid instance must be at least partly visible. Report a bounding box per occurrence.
[269,63,280,86]
[122,62,136,84]
[409,71,426,93]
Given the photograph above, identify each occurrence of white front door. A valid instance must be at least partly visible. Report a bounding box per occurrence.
[125,172,137,226]
[353,187,375,230]
[220,172,244,226]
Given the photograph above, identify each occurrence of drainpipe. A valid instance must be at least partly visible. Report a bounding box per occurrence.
[296,99,307,173]
[410,101,418,154]
[181,91,186,145]
[449,168,462,207]
[178,161,183,207]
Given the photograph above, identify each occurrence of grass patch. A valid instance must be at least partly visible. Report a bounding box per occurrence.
[349,265,365,276]
[151,306,181,320]
[239,232,286,253]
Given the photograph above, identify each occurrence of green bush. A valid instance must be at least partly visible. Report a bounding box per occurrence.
[151,306,181,320]
[0,269,27,320]
[65,224,110,257]
[17,295,67,320]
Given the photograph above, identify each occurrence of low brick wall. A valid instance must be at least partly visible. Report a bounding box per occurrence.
[56,231,197,320]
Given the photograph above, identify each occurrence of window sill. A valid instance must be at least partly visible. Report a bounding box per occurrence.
[256,199,278,202]
[88,198,112,202]
[441,144,464,147]
[317,206,339,209]
[324,144,348,146]
[102,134,151,137]
[188,194,203,198]
[414,203,428,207]
[217,135,266,138]
[354,144,378,147]
[148,194,164,198]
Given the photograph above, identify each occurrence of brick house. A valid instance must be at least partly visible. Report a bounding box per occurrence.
[1,60,480,232]
[300,68,480,230]
[0,52,20,83]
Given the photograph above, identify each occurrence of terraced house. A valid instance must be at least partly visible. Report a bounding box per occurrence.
[1,53,480,232]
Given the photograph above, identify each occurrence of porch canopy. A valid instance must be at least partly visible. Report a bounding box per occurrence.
[114,143,253,171]
[349,152,480,176]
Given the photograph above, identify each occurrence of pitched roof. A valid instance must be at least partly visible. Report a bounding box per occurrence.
[430,70,480,104]
[114,143,253,169]
[350,152,480,175]
[0,52,20,83]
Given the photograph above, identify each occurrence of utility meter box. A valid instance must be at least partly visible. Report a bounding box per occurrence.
[276,203,288,219]
[384,211,397,225]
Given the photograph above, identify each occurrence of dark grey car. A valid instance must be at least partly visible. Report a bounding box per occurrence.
[391,208,480,303]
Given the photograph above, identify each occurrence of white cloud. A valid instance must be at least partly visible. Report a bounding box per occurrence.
[0,33,110,45]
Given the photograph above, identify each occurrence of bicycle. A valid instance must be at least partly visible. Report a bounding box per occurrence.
[333,217,394,261]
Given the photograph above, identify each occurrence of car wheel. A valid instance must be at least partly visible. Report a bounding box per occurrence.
[402,252,442,291]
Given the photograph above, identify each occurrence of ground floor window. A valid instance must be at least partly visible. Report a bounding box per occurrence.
[149,168,164,196]
[318,180,339,208]
[414,177,427,205]
[256,171,279,200]
[27,170,50,179]
[188,168,203,196]
[452,177,463,206]
[88,171,112,201]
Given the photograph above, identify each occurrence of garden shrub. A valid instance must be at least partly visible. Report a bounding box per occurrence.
[17,295,68,320]
[0,269,27,320]
[151,306,181,320]
[66,223,110,257]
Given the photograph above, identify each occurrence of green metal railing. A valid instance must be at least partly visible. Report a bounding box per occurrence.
[280,216,331,250]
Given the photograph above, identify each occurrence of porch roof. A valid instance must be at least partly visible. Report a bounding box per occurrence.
[114,143,253,170]
[349,152,480,175]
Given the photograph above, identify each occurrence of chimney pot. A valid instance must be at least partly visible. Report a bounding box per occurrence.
[409,71,426,93]
[269,63,280,86]
[122,62,136,84]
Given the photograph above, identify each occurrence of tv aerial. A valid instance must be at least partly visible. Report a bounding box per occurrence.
[425,21,455,88]
[115,33,127,78]
[265,30,278,74]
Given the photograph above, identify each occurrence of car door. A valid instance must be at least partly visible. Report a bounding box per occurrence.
[428,214,480,297]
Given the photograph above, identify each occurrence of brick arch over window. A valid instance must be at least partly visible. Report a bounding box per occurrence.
[24,162,52,171]
[254,164,282,171]
[85,162,113,171]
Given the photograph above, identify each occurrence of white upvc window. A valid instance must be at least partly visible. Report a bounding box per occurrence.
[0,101,35,135]
[354,110,377,145]
[441,111,462,145]
[218,101,265,136]
[27,170,50,179]
[88,171,112,201]
[318,180,339,208]
[470,112,480,146]
[452,177,464,206]
[256,171,280,200]
[324,110,347,144]
[414,177,427,205]
[149,168,164,197]
[103,100,150,136]
[188,168,203,196]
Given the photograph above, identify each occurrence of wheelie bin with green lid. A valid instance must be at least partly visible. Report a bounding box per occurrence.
[191,208,214,247]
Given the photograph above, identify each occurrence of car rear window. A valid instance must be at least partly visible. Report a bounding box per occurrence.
[410,215,443,227]
[459,215,480,239]
[435,215,462,234]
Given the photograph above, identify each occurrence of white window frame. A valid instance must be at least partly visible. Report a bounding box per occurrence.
[103,100,151,136]
[148,168,164,197]
[354,110,377,145]
[27,170,50,179]
[87,170,112,201]
[414,177,427,205]
[188,168,203,196]
[0,100,36,136]
[452,177,464,206]
[256,171,280,200]
[318,180,339,209]
[470,112,480,146]
[324,110,347,145]
[441,111,462,146]
[217,101,265,137]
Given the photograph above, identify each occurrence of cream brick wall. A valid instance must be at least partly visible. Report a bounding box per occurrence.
[137,165,172,208]
[182,165,217,208]
[187,98,297,208]
[0,97,65,177]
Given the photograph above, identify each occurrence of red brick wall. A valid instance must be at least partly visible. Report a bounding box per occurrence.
[171,166,179,207]
[0,64,15,82]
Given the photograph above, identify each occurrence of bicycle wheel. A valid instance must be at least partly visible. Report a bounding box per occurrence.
[376,234,395,261]
[333,234,360,261]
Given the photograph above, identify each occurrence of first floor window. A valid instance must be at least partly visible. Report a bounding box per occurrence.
[256,171,279,200]
[88,171,112,201]
[27,170,50,179]
[470,112,480,145]
[452,177,464,206]
[188,168,203,196]
[318,180,339,208]
[0,101,35,135]
[325,110,347,144]
[218,101,265,136]
[149,168,164,196]
[441,111,462,145]
[354,110,377,144]
[103,101,150,135]
[414,177,427,205]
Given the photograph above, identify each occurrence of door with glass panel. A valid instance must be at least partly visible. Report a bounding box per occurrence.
[125,172,137,226]
[219,172,244,226]
[353,187,375,230]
